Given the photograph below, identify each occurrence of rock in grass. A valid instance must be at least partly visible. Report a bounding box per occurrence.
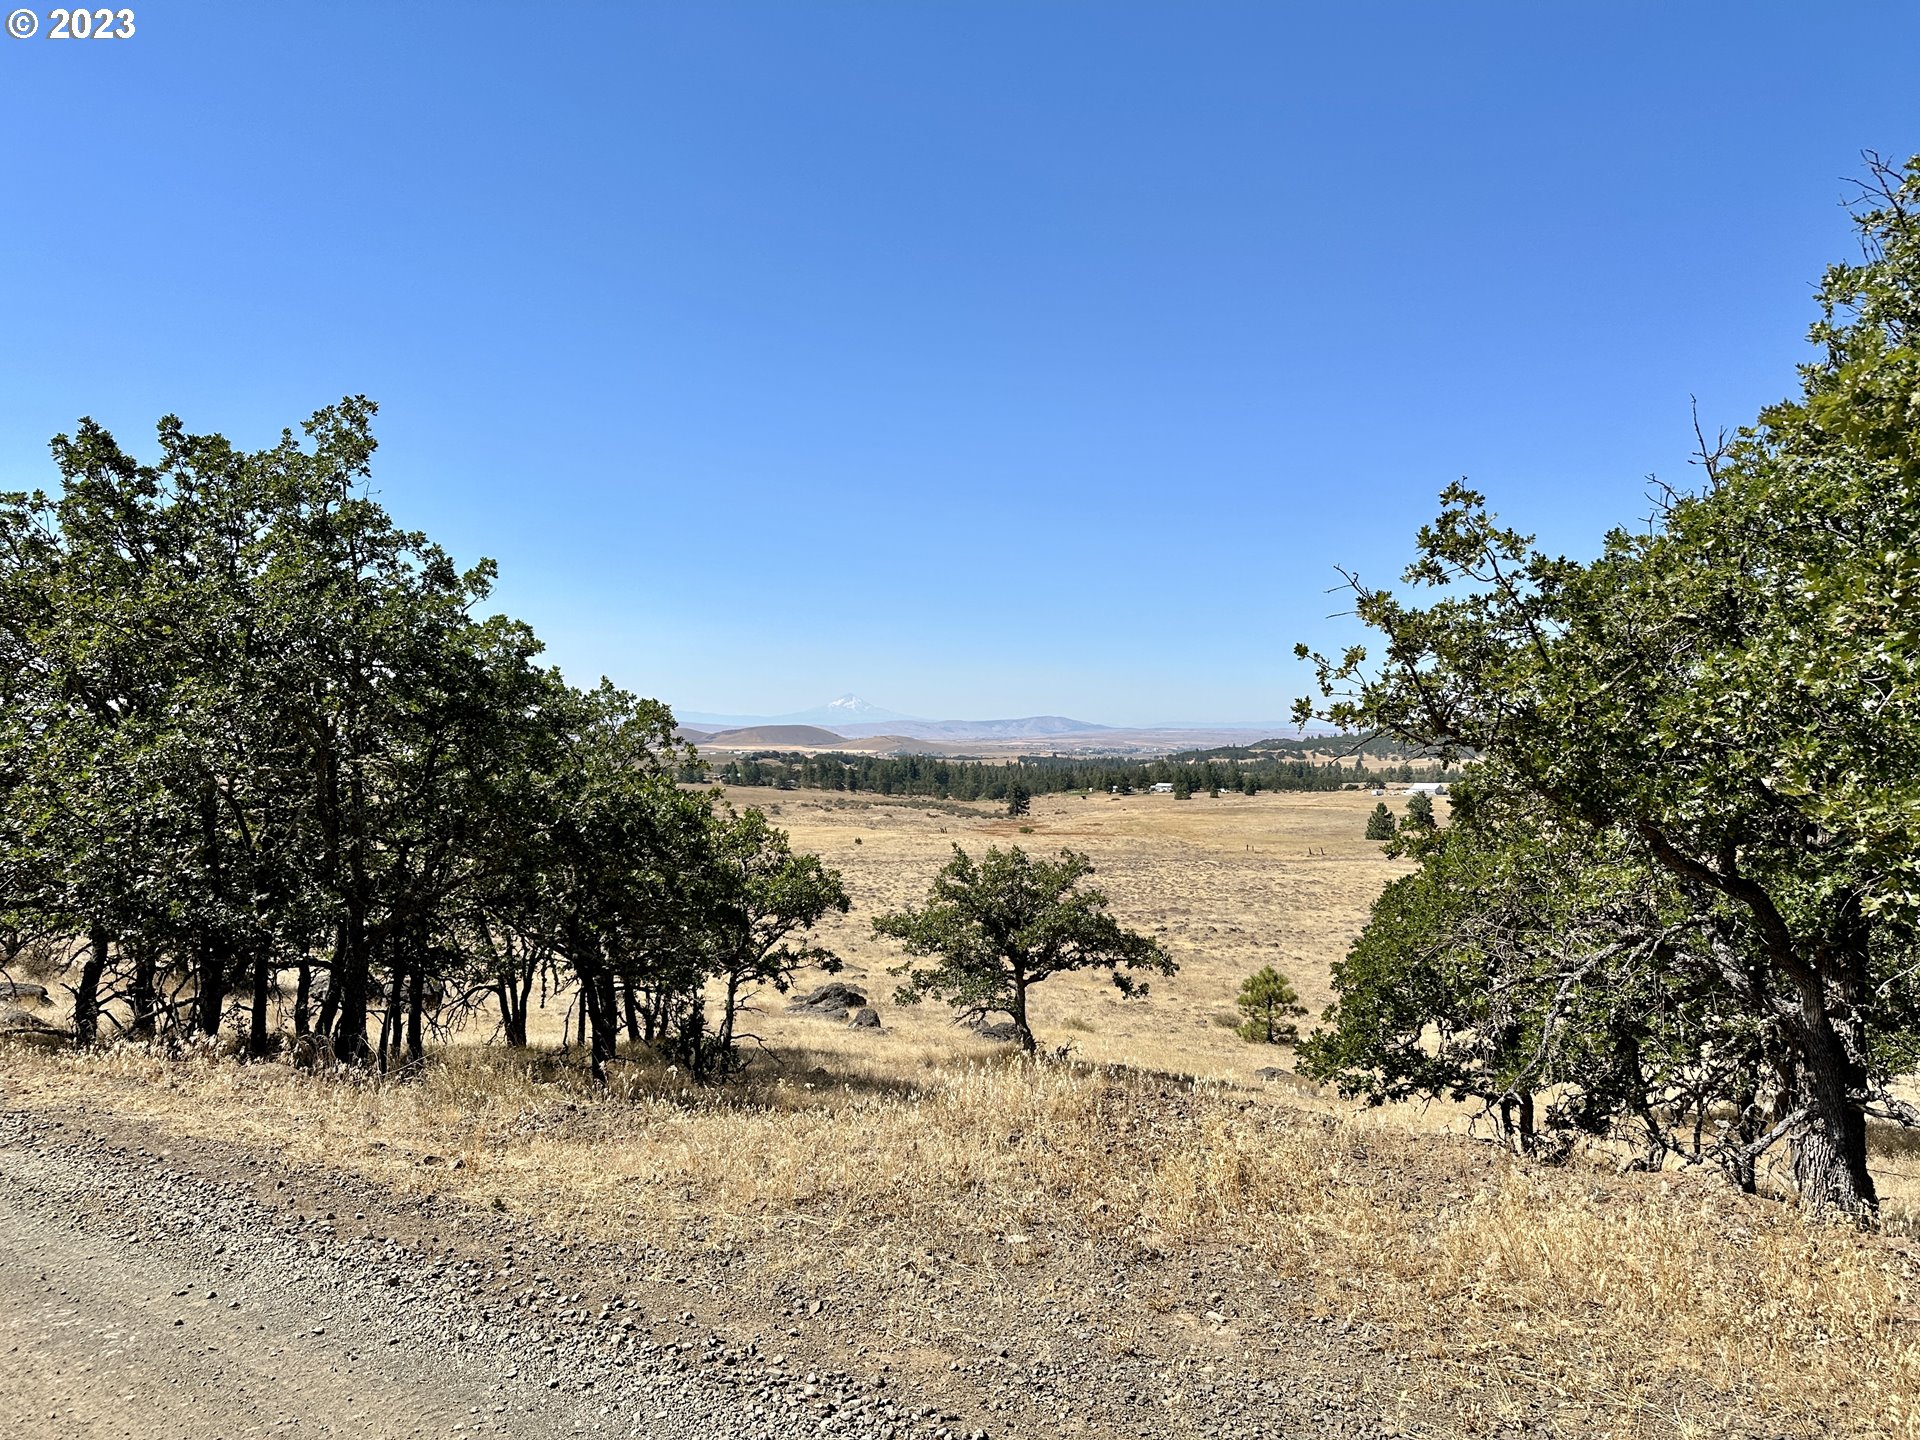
[0,1004,71,1046]
[786,983,869,1020]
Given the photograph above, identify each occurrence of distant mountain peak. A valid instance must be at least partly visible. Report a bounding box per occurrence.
[779,695,921,725]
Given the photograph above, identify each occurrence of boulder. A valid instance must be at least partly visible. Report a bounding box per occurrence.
[786,982,869,1020]
[0,1004,71,1047]
[847,1007,881,1030]
[0,982,51,1005]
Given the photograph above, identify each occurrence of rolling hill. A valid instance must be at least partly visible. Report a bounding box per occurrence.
[701,725,851,748]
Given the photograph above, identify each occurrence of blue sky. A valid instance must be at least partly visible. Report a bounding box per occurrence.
[3,3,1916,725]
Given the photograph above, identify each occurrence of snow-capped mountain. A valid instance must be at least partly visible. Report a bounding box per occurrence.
[788,694,921,725]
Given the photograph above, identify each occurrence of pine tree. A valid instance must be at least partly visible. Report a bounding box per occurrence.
[1235,965,1307,1044]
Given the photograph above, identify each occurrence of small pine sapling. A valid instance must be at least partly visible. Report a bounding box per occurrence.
[1235,965,1307,1044]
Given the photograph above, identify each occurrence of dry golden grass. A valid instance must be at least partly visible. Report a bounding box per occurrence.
[8,786,1920,1436]
[751,786,1412,1080]
[11,1038,1919,1439]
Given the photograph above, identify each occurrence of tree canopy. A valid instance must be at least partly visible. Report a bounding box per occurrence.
[874,844,1173,1053]
[1296,153,1920,1213]
[0,399,843,1082]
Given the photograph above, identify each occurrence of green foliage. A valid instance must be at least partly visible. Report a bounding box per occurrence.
[0,399,843,1084]
[1403,791,1435,830]
[1234,965,1306,1044]
[1300,781,1786,1172]
[1006,783,1031,818]
[1364,803,1396,840]
[1296,155,1920,1212]
[873,844,1174,1053]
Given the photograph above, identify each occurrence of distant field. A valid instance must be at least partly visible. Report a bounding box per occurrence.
[730,785,1410,1080]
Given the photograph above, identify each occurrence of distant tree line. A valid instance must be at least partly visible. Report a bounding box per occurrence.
[0,400,847,1082]
[710,750,1459,801]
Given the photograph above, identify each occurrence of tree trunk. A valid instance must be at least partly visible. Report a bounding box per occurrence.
[293,956,312,1037]
[72,922,109,1048]
[378,960,406,1073]
[718,971,741,1055]
[583,969,618,1082]
[247,945,272,1058]
[195,934,230,1037]
[332,764,373,1064]
[1788,1014,1876,1214]
[1639,832,1878,1214]
[1778,952,1876,1214]
[129,940,156,1040]
[193,780,229,1037]
[406,961,425,1065]
[1010,973,1035,1055]
[316,927,343,1039]
[622,981,642,1046]
[496,976,527,1047]
[333,901,370,1063]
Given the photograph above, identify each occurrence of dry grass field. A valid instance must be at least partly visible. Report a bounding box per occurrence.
[742,786,1404,1081]
[9,785,1920,1437]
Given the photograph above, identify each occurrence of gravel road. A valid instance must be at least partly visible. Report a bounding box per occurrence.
[0,1090,1524,1440]
[0,1109,977,1440]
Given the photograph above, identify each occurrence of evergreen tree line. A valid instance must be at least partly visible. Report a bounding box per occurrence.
[711,750,1457,800]
[0,400,848,1082]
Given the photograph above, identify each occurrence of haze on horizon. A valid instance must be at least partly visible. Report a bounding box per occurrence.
[674,693,1301,733]
[5,4,1919,727]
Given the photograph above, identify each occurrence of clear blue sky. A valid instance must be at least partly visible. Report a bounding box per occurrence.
[3,3,1916,725]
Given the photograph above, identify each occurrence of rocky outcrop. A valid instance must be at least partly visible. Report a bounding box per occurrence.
[785,983,869,1021]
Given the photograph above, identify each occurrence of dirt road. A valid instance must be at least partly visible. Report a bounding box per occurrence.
[0,1181,517,1439]
[0,1106,974,1440]
[0,1088,1517,1440]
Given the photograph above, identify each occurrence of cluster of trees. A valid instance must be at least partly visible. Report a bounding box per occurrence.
[1297,155,1920,1214]
[1364,790,1434,840]
[714,749,1456,800]
[0,401,848,1081]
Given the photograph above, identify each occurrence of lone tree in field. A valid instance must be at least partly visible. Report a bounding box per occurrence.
[1365,803,1396,840]
[1403,790,1436,831]
[1235,965,1306,1044]
[1006,783,1031,819]
[874,844,1173,1053]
